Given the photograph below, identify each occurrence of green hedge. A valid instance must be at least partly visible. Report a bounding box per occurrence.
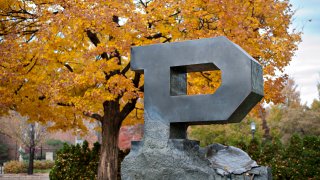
[49,135,319,179]
[244,135,320,179]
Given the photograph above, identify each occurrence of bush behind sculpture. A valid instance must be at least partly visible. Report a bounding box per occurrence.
[49,141,100,180]
[50,141,129,179]
[242,135,320,179]
[49,135,319,179]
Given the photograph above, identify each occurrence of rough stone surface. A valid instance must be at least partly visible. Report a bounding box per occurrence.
[122,140,271,180]
[205,143,258,175]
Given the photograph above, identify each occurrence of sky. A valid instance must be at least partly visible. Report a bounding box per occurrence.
[285,0,320,105]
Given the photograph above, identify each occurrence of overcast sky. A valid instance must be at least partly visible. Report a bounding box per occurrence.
[285,0,320,105]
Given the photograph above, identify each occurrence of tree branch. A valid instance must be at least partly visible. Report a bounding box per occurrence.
[139,85,144,92]
[146,32,163,40]
[57,102,74,107]
[83,112,102,122]
[105,69,120,81]
[85,30,117,61]
[112,15,120,27]
[169,10,181,17]
[38,95,45,100]
[121,62,130,76]
[64,63,73,72]
[200,72,212,82]
[118,72,142,122]
[15,82,25,95]
[139,0,147,8]
[162,37,172,43]
[133,72,141,88]
[26,56,37,74]
[86,30,100,47]
[119,98,138,123]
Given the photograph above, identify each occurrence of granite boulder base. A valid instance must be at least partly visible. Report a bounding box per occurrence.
[121,123,271,180]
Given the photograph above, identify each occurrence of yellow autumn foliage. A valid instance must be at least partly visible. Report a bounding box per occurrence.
[0,0,301,130]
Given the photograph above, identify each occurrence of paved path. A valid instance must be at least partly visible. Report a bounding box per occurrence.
[0,174,49,180]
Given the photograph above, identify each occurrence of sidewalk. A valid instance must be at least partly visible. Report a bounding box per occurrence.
[0,174,49,180]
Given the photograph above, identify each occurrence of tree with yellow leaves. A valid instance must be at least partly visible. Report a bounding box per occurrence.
[0,0,300,179]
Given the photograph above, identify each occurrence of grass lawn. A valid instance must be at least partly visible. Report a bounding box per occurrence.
[34,169,51,173]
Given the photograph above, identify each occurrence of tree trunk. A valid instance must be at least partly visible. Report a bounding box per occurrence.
[98,100,121,180]
[28,123,35,175]
[259,107,271,141]
[28,146,35,175]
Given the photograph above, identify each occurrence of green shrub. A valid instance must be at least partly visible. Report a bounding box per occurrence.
[50,141,130,179]
[301,136,320,178]
[191,126,320,179]
[49,141,100,180]
[251,134,320,180]
[3,161,28,174]
[247,138,261,161]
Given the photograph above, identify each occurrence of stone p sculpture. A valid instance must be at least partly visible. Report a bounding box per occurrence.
[122,36,271,180]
